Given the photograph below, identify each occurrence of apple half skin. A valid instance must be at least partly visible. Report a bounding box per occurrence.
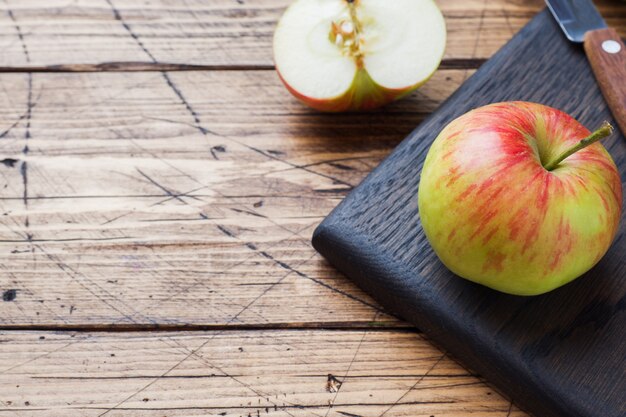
[418,102,622,296]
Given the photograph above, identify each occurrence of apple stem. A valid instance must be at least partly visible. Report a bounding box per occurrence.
[544,121,614,171]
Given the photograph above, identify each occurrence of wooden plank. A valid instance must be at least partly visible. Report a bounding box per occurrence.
[0,69,468,327]
[4,0,623,69]
[0,329,529,416]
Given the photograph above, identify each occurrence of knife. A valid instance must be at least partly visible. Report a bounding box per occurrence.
[546,0,626,135]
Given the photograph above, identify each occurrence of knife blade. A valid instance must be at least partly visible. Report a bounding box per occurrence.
[546,0,606,42]
[546,0,626,135]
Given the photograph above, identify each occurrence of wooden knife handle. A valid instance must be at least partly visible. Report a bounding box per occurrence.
[583,28,626,136]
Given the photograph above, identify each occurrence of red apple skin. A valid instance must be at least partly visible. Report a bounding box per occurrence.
[418,102,622,295]
[276,66,425,112]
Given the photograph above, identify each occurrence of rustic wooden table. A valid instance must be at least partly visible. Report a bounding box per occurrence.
[1,1,624,416]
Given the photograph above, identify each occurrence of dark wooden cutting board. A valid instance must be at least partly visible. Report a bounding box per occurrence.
[312,9,626,417]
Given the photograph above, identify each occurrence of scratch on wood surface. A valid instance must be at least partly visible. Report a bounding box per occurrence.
[377,352,449,417]
[502,0,516,37]
[175,218,381,318]
[19,160,28,209]
[105,0,156,63]
[160,72,211,136]
[24,73,32,141]
[122,133,306,238]
[105,0,220,137]
[271,156,371,173]
[117,122,342,249]
[216,225,236,238]
[157,74,359,195]
[134,220,319,317]
[324,313,373,417]
[0,341,77,374]
[0,111,27,139]
[36,245,149,326]
[119,57,356,195]
[6,5,30,63]
[19,72,33,244]
[230,207,267,218]
[151,186,207,207]
[160,337,302,417]
[213,219,388,314]
[139,216,212,223]
[244,143,356,190]
[136,168,203,206]
[140,115,202,131]
[95,253,321,417]
[102,249,323,412]
[100,211,133,226]
[256,247,385,313]
[0,266,71,324]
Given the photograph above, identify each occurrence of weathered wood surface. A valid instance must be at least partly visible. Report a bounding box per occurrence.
[0,330,528,416]
[5,0,621,414]
[0,0,533,68]
[0,69,468,327]
[0,0,622,71]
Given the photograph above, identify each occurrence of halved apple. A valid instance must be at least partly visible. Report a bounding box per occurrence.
[273,0,447,112]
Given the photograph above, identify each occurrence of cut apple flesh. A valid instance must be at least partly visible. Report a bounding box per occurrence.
[273,0,446,111]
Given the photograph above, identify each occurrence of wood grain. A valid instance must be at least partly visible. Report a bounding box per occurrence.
[0,69,469,327]
[0,330,528,416]
[314,10,626,417]
[7,0,620,415]
[584,27,626,135]
[4,0,624,70]
[0,0,533,67]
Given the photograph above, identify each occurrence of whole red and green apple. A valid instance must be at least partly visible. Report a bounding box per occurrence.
[418,102,622,295]
[273,0,446,111]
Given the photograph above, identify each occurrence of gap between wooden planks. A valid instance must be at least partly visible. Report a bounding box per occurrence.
[3,0,622,72]
[0,0,561,68]
[0,0,620,73]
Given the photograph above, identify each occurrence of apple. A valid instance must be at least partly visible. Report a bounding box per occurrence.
[273,0,446,112]
[418,102,622,295]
